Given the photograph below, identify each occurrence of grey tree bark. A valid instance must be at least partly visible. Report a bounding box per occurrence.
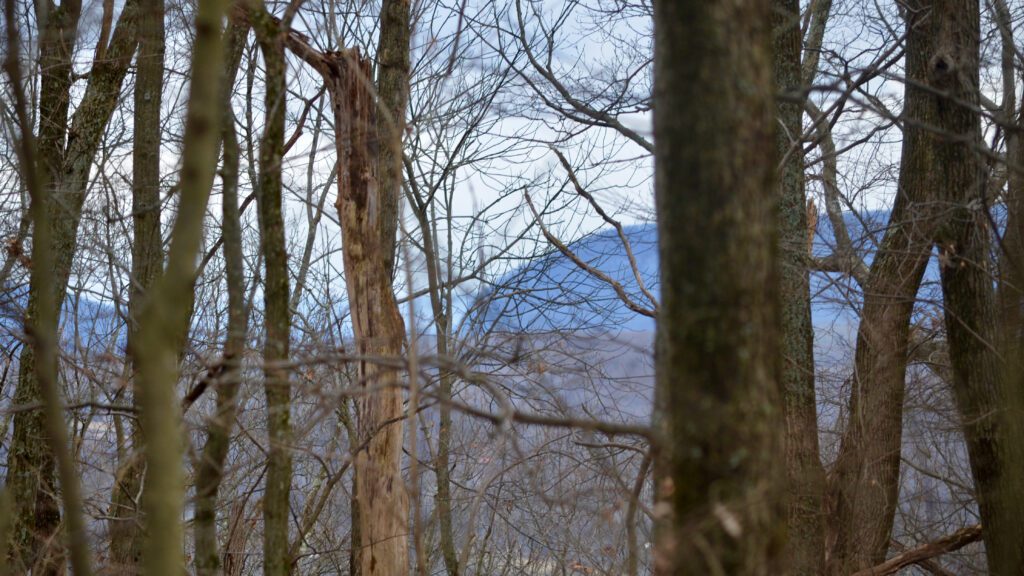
[193,23,249,576]
[109,0,165,565]
[248,8,294,574]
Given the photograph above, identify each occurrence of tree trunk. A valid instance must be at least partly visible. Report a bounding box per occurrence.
[651,1,783,575]
[6,1,139,570]
[995,0,1024,354]
[6,0,81,568]
[193,23,248,576]
[929,1,1024,572]
[772,1,827,573]
[130,0,228,571]
[108,0,165,566]
[310,2,413,573]
[249,10,294,575]
[406,150,459,576]
[824,4,964,571]
[3,1,93,573]
[323,45,411,576]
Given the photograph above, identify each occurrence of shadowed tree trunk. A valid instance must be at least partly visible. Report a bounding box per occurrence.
[772,1,826,573]
[651,1,784,574]
[6,0,81,569]
[6,1,139,570]
[130,0,228,571]
[825,8,951,573]
[928,1,1024,572]
[995,0,1024,354]
[3,1,93,573]
[824,1,1019,572]
[109,0,165,566]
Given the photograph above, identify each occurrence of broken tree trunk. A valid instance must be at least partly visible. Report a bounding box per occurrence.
[234,3,413,571]
[324,49,410,576]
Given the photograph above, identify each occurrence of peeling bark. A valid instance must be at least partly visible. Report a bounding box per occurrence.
[325,49,410,576]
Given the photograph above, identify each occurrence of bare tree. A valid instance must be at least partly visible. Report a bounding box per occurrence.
[6,0,139,568]
[108,0,165,564]
[130,0,228,571]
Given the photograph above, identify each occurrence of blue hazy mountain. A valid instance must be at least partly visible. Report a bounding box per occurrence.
[481,223,660,334]
[0,208,968,357]
[0,287,124,354]
[481,211,948,342]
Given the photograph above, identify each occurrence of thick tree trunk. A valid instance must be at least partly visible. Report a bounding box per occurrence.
[130,0,228,571]
[772,1,827,573]
[108,0,165,566]
[825,2,1022,572]
[6,1,80,569]
[825,5,968,572]
[651,1,784,575]
[3,2,93,573]
[310,2,413,573]
[324,47,410,576]
[6,1,139,570]
[928,1,1024,572]
[826,192,934,573]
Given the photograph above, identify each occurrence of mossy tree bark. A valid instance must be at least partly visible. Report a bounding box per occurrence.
[193,23,249,576]
[772,1,827,573]
[651,1,784,574]
[248,8,294,575]
[6,0,139,570]
[3,1,93,573]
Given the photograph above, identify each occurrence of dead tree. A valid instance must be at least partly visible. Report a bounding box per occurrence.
[234,1,413,572]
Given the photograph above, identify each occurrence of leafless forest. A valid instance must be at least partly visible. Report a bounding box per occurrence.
[1,0,1023,574]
